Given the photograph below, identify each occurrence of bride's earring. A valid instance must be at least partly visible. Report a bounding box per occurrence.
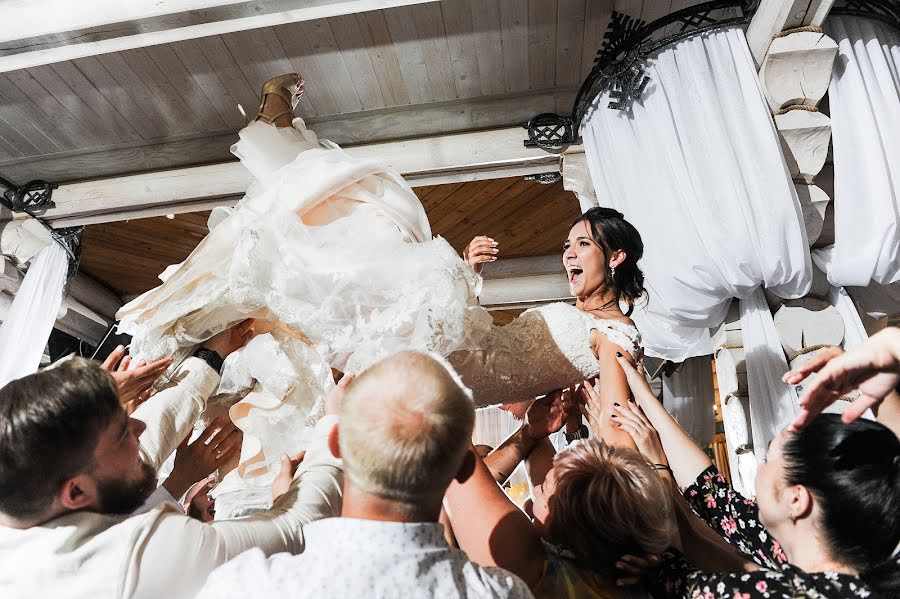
[609,266,616,280]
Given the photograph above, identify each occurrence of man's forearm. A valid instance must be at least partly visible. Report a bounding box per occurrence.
[484,426,537,484]
[133,357,220,470]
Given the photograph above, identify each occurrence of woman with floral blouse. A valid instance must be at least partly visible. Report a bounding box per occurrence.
[582,354,900,599]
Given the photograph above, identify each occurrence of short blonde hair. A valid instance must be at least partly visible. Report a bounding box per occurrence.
[339,351,475,503]
[548,439,675,567]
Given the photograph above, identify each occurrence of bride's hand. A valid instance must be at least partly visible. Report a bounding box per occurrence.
[463,236,498,274]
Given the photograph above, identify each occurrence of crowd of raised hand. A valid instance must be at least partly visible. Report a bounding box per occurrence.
[0,321,897,599]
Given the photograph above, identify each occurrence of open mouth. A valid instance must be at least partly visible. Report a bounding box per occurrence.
[567,265,583,285]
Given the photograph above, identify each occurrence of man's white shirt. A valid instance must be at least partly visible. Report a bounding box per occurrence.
[199,517,534,599]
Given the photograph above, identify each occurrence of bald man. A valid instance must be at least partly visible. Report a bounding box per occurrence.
[198,351,533,598]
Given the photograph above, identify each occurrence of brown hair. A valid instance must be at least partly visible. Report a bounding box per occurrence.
[0,357,121,520]
[547,439,675,568]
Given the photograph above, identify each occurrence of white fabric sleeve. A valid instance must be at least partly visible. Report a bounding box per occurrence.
[133,356,221,471]
[127,415,343,599]
[132,485,184,516]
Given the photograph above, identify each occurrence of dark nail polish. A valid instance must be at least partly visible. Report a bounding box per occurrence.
[611,415,617,419]
[616,352,622,357]
[614,402,620,407]
[629,398,635,403]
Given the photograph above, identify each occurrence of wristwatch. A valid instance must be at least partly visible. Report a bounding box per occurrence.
[192,347,224,374]
[564,424,589,444]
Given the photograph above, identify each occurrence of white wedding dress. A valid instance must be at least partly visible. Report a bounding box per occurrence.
[117,121,641,502]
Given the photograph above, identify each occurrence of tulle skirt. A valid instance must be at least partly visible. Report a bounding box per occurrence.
[118,121,492,493]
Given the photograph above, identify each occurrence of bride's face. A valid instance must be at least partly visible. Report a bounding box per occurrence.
[563,220,607,299]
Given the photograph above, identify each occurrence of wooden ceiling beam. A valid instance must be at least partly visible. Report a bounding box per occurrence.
[20,127,582,228]
[479,254,572,310]
[0,87,578,184]
[0,0,437,73]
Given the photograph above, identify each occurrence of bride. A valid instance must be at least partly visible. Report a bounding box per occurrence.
[117,73,648,485]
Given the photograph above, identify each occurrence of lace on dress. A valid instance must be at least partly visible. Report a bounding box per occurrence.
[448,303,642,407]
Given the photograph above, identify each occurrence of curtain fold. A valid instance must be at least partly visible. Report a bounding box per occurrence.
[662,355,716,448]
[822,16,900,287]
[739,287,800,464]
[0,243,69,387]
[581,27,811,362]
[827,285,868,350]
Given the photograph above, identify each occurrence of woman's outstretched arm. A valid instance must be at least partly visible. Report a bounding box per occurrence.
[444,449,546,588]
[614,354,712,490]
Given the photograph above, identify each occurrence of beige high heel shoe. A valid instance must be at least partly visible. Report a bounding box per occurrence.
[244,73,305,125]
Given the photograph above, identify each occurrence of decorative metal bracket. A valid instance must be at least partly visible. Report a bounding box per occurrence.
[524,0,759,149]
[523,113,576,148]
[831,0,900,31]
[51,226,84,278]
[524,172,563,185]
[0,176,57,216]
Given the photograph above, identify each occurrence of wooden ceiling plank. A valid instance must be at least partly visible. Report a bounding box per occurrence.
[354,11,411,106]
[193,35,261,121]
[299,20,364,113]
[438,0,482,99]
[42,61,145,142]
[527,0,558,90]
[273,24,339,117]
[494,184,579,251]
[169,39,246,129]
[0,129,23,159]
[0,73,79,151]
[328,15,388,110]
[555,0,587,87]
[411,3,458,101]
[383,6,433,104]
[581,0,613,78]
[144,44,228,131]
[67,56,159,140]
[499,0,530,92]
[640,0,674,24]
[4,70,101,149]
[95,52,180,137]
[0,1,440,74]
[119,48,206,133]
[0,85,58,154]
[441,178,554,249]
[415,181,466,214]
[429,176,519,233]
[467,0,506,96]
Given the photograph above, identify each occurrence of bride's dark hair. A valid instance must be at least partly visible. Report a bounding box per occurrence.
[572,207,646,315]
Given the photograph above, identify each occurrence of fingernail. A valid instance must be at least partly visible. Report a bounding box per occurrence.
[616,352,622,357]
[629,398,635,403]
[613,402,620,407]
[611,415,617,419]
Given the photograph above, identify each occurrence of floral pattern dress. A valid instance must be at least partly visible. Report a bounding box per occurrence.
[656,466,875,599]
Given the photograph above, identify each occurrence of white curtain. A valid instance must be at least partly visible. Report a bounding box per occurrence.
[821,16,900,288]
[472,406,520,449]
[827,285,868,350]
[662,355,716,448]
[814,246,900,319]
[0,243,69,387]
[739,287,800,464]
[581,27,811,362]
